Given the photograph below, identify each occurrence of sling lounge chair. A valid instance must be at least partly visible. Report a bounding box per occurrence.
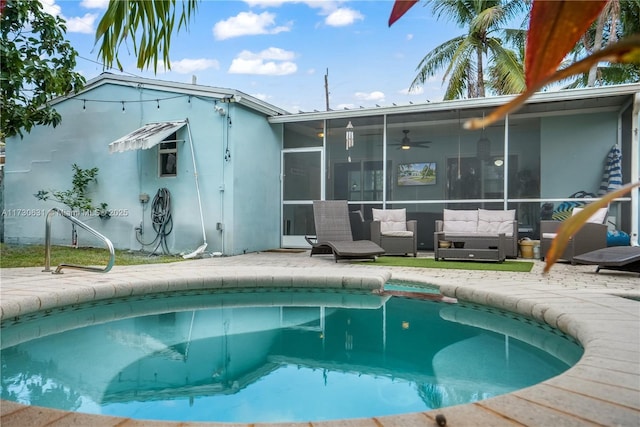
[573,246,640,275]
[305,200,385,262]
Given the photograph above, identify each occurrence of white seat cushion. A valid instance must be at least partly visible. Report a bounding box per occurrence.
[443,209,478,233]
[372,208,407,234]
[382,230,414,237]
[477,209,516,236]
[572,207,608,224]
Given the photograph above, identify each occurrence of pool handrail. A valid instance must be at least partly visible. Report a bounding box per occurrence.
[43,207,115,274]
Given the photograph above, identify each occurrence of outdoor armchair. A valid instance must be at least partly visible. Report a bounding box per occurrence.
[370,208,417,257]
[540,206,608,264]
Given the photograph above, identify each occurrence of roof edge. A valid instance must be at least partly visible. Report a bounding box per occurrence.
[55,73,290,117]
[268,83,640,123]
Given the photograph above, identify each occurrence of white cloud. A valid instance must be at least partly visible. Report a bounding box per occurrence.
[354,91,385,102]
[246,1,340,13]
[169,58,220,74]
[229,48,297,75]
[406,34,414,41]
[399,86,424,96]
[244,0,290,7]
[213,11,291,40]
[245,1,364,28]
[80,0,109,9]
[325,8,364,27]
[41,0,101,33]
[40,0,62,17]
[65,13,98,34]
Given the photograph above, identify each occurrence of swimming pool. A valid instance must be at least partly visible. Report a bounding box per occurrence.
[0,285,583,424]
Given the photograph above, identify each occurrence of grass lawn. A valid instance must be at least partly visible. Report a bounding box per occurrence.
[0,244,186,268]
[358,256,534,272]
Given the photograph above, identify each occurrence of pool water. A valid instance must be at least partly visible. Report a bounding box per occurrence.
[0,287,583,423]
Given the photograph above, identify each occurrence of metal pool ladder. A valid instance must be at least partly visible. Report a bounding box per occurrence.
[43,207,115,274]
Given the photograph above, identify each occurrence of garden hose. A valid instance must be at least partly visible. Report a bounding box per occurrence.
[136,188,173,255]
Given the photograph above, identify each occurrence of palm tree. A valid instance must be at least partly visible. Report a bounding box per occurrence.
[411,0,529,100]
[565,0,640,88]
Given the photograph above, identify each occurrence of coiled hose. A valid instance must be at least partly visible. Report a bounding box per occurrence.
[136,188,173,255]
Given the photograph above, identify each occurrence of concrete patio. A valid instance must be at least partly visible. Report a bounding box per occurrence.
[1,251,639,426]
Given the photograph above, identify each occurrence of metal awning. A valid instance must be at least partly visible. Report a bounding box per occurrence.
[108,120,187,153]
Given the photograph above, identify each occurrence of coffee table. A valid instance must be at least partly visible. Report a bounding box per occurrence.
[435,234,506,262]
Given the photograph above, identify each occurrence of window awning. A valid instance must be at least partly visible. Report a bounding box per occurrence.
[108,120,187,153]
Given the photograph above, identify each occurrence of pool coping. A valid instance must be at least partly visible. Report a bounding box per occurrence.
[1,255,639,426]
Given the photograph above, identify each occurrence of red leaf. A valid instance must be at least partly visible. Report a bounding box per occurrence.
[526,0,607,86]
[388,0,419,27]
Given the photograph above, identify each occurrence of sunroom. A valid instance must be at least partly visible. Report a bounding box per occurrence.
[273,84,639,251]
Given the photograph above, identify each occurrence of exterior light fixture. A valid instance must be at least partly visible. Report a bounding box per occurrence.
[401,143,411,150]
[494,158,504,167]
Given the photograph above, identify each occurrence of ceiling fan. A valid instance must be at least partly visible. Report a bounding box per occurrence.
[391,130,431,150]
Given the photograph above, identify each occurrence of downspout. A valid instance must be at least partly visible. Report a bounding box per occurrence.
[630,93,639,246]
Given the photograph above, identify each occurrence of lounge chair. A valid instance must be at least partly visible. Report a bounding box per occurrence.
[305,200,385,262]
[573,246,640,275]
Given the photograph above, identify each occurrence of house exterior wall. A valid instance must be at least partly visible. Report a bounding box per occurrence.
[540,111,619,198]
[4,79,639,253]
[224,104,282,255]
[3,81,283,255]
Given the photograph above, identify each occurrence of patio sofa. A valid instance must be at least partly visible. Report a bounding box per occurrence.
[434,209,518,258]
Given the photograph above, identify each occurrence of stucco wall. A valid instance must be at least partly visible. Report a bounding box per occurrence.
[225,104,282,254]
[3,82,282,256]
[540,111,619,198]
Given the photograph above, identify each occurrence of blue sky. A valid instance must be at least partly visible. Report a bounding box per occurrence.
[45,0,465,113]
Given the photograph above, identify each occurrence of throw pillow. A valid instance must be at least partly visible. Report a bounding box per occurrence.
[372,208,407,234]
[572,207,608,224]
[443,209,478,233]
[477,209,516,235]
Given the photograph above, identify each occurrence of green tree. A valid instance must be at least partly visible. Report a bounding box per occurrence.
[0,0,86,139]
[35,164,109,247]
[411,0,529,100]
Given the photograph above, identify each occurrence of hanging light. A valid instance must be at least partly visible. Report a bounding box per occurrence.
[400,129,411,150]
[345,121,354,150]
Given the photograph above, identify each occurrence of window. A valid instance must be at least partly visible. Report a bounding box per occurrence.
[159,132,178,177]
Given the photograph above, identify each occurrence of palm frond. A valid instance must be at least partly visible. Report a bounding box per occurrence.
[444,51,473,99]
[411,36,466,89]
[486,39,526,94]
[96,0,199,72]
